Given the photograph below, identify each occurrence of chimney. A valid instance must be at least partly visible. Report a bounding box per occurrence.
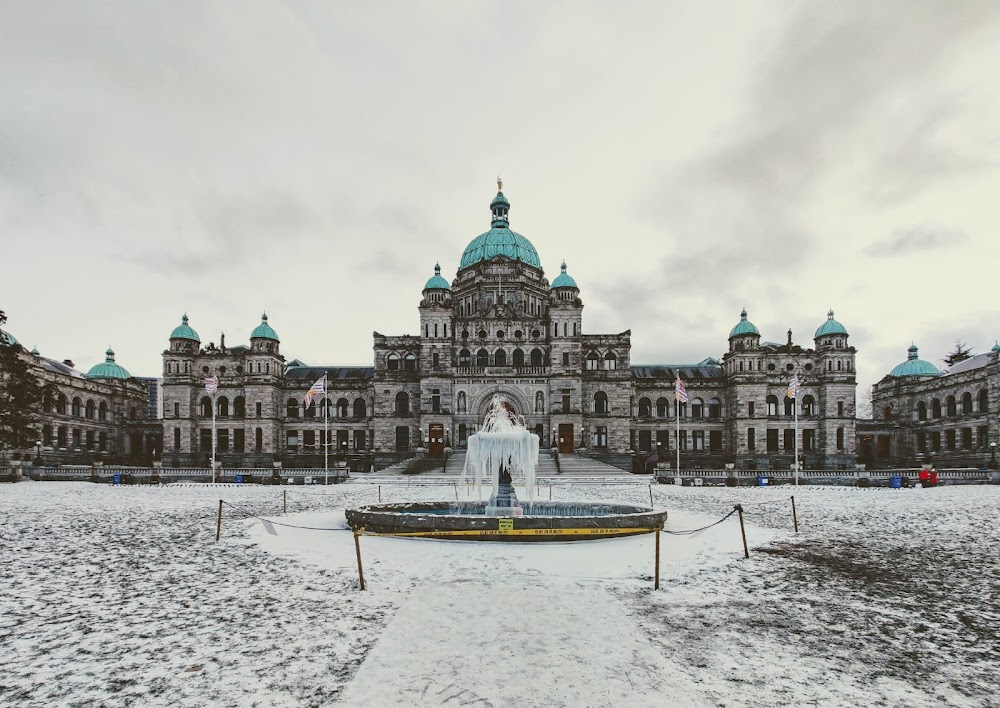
[63,359,75,368]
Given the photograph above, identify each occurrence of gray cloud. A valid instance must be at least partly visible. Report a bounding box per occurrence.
[864,226,967,257]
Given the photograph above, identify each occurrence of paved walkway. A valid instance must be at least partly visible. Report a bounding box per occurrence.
[338,581,704,707]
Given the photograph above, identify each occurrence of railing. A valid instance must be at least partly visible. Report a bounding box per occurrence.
[456,366,547,376]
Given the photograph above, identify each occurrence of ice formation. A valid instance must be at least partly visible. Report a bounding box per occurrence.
[462,394,539,503]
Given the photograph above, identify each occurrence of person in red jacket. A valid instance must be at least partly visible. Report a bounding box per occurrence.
[929,467,939,487]
[919,467,930,487]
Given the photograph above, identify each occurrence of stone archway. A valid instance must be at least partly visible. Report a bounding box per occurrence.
[470,387,530,421]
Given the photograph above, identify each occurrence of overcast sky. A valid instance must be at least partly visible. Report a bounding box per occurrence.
[2,1,999,396]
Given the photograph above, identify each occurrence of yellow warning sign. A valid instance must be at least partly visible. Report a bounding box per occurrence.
[498,518,514,531]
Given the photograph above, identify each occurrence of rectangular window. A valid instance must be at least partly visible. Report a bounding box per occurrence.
[784,429,795,451]
[86,430,94,450]
[562,352,570,366]
[99,432,107,452]
[256,402,262,417]
[931,431,941,452]
[656,429,670,450]
[303,430,316,449]
[678,431,688,450]
[174,402,180,417]
[174,428,181,451]
[837,427,844,450]
[586,357,598,371]
[748,401,755,417]
[747,428,756,450]
[337,429,349,453]
[767,399,778,416]
[945,429,956,451]
[916,431,926,453]
[217,429,229,451]
[803,429,815,451]
[692,431,704,450]
[978,426,988,449]
[709,430,722,451]
[961,427,972,449]
[434,324,438,337]
[432,352,440,367]
[200,429,212,452]
[563,323,567,337]
[234,429,245,453]
[562,391,571,414]
[593,426,608,449]
[286,430,299,450]
[638,430,652,451]
[432,389,440,413]
[837,401,844,417]
[354,429,367,450]
[767,429,779,452]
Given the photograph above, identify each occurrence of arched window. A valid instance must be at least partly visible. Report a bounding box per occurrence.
[931,398,941,418]
[286,398,299,418]
[494,349,507,367]
[513,348,525,367]
[404,353,417,371]
[917,401,927,420]
[883,406,892,420]
[56,393,68,415]
[708,398,722,418]
[766,395,779,416]
[535,391,544,413]
[594,391,609,414]
[961,392,973,415]
[85,400,95,419]
[979,389,989,413]
[320,397,333,419]
[353,398,366,419]
[802,395,815,416]
[691,398,704,417]
[784,397,794,416]
[98,401,108,421]
[387,353,399,371]
[457,392,467,413]
[233,396,245,418]
[530,348,543,366]
[605,352,617,370]
[656,397,669,417]
[586,352,599,371]
[217,396,229,417]
[337,398,349,417]
[200,396,212,417]
[395,391,410,415]
[946,395,957,417]
[72,397,82,417]
[638,397,652,417]
[304,399,316,418]
[459,349,471,366]
[477,349,489,367]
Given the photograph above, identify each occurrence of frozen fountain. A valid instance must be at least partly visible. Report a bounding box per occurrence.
[346,394,667,541]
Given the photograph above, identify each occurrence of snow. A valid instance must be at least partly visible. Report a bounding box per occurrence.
[2,481,998,707]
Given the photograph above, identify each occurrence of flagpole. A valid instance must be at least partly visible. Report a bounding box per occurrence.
[794,386,799,487]
[675,402,680,476]
[323,375,329,486]
[211,391,217,484]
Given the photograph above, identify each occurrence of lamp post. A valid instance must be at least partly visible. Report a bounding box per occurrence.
[35,440,42,466]
[990,442,997,470]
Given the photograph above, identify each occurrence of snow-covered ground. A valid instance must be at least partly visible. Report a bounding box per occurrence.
[1,481,997,707]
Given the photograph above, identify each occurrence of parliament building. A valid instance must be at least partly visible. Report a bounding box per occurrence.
[159,185,859,471]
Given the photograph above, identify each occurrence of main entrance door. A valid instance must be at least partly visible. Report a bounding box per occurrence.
[428,423,445,458]
[558,423,574,453]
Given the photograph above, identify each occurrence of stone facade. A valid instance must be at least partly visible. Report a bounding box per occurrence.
[868,346,999,468]
[159,186,858,472]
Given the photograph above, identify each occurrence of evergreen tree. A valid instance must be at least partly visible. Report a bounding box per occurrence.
[0,311,47,450]
[943,340,973,367]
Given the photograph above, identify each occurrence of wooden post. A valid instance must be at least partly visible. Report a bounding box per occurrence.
[654,527,661,590]
[353,529,366,591]
[735,504,749,558]
[215,499,223,543]
[454,483,458,500]
[283,489,287,514]
[649,485,654,508]
[549,483,552,501]
[791,495,799,533]
[378,485,381,502]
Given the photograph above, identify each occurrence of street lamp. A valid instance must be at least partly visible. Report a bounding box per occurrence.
[35,440,42,466]
[990,442,997,470]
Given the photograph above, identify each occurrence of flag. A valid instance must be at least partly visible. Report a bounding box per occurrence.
[787,374,801,399]
[204,376,218,394]
[304,374,326,407]
[674,376,688,403]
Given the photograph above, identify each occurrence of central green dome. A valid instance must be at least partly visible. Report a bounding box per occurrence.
[459,187,542,270]
[890,344,939,378]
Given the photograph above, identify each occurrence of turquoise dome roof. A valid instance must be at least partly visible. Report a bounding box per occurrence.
[170,314,200,342]
[551,261,577,288]
[729,309,760,338]
[424,263,450,290]
[815,309,848,338]
[459,188,542,270]
[87,347,131,380]
[992,341,1000,352]
[251,313,279,341]
[890,344,939,378]
[0,328,18,347]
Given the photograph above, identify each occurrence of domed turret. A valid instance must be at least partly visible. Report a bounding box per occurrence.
[551,261,577,289]
[87,347,132,380]
[890,344,939,378]
[729,309,760,338]
[0,327,20,347]
[423,263,450,290]
[815,309,848,338]
[170,313,200,342]
[992,341,1000,352]
[251,313,279,342]
[459,182,542,270]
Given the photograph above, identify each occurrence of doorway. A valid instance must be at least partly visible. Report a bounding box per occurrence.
[428,423,445,458]
[558,423,574,453]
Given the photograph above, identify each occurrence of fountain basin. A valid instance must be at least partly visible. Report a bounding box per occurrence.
[346,501,667,542]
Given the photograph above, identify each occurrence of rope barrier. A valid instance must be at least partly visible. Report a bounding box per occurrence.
[661,508,738,536]
[219,500,352,532]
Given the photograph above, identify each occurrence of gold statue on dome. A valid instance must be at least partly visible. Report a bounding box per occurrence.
[497,175,502,192]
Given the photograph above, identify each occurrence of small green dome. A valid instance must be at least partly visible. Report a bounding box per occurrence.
[251,312,279,341]
[424,263,450,290]
[170,313,200,342]
[729,309,760,338]
[890,344,939,377]
[551,261,577,288]
[815,309,848,338]
[0,328,18,347]
[87,347,132,380]
[30,346,39,355]
[992,341,1000,352]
